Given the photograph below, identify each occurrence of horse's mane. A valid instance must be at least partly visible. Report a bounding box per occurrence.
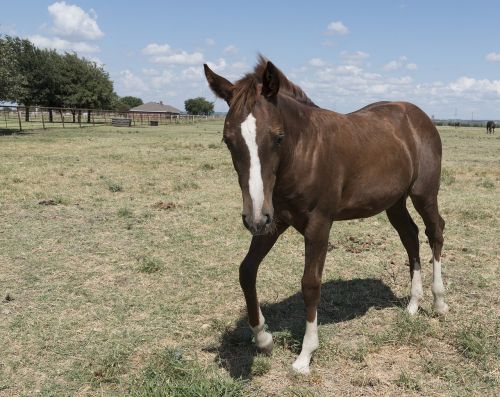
[231,55,318,113]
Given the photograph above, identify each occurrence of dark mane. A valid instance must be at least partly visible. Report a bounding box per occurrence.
[231,55,318,113]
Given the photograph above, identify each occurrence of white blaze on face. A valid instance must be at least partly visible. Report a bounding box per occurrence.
[240,113,264,221]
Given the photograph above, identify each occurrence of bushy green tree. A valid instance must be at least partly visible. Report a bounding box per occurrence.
[115,96,143,112]
[0,35,117,123]
[184,97,214,115]
[60,53,115,122]
[0,36,27,102]
[1,36,40,119]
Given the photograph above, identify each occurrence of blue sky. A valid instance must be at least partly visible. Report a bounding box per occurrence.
[1,1,500,118]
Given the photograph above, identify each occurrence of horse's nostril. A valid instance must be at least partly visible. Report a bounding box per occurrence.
[264,214,272,225]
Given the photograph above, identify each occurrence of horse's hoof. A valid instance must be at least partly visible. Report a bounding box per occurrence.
[406,302,419,315]
[434,302,449,316]
[292,360,310,375]
[256,333,273,355]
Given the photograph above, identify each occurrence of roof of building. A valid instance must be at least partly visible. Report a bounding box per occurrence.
[129,102,181,114]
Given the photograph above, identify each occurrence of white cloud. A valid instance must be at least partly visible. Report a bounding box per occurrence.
[340,51,369,65]
[119,70,146,93]
[151,70,174,87]
[486,52,500,62]
[88,56,103,67]
[182,66,203,80]
[308,58,326,67]
[29,34,99,53]
[205,38,216,46]
[142,68,160,76]
[152,51,204,65]
[383,56,417,71]
[388,76,413,84]
[449,76,500,95]
[326,21,349,35]
[223,45,238,54]
[206,58,227,71]
[142,43,170,55]
[48,1,103,40]
[231,61,247,69]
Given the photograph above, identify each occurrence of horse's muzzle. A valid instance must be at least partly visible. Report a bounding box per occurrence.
[242,213,273,235]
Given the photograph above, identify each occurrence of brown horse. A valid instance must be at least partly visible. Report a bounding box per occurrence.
[204,57,448,374]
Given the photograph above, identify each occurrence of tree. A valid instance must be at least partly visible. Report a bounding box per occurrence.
[115,96,143,112]
[1,36,41,120]
[184,97,214,115]
[0,36,27,102]
[0,35,118,123]
[60,53,115,122]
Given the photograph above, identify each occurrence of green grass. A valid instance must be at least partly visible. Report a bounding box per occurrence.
[251,355,272,377]
[0,123,498,396]
[130,348,246,396]
[137,256,163,274]
[395,371,421,391]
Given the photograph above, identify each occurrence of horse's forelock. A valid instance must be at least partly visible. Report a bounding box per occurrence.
[230,56,317,114]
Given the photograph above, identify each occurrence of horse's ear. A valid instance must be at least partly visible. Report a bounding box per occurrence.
[204,64,234,106]
[262,61,280,99]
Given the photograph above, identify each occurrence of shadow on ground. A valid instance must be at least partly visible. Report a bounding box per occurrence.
[0,129,33,136]
[209,278,405,379]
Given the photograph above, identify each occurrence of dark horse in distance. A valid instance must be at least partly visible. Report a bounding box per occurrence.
[204,57,448,374]
[486,120,496,134]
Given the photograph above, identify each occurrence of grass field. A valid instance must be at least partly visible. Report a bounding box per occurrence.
[0,122,498,396]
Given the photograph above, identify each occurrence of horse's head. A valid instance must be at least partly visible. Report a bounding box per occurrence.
[204,61,285,235]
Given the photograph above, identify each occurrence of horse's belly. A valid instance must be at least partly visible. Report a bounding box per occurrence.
[333,178,409,220]
[333,198,399,220]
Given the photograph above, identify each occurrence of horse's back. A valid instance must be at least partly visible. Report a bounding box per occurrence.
[347,101,441,152]
[341,101,442,199]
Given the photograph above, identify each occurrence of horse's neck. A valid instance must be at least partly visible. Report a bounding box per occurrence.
[280,98,339,154]
[278,100,330,178]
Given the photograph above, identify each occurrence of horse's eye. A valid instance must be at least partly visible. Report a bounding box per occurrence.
[275,133,285,146]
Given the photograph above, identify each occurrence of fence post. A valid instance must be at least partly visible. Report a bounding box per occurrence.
[4,110,7,129]
[60,110,65,128]
[92,112,95,126]
[17,107,22,131]
[41,109,46,129]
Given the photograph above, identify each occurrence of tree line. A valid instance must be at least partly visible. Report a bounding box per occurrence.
[0,35,143,122]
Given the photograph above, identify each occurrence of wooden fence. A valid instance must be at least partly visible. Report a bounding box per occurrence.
[0,105,221,132]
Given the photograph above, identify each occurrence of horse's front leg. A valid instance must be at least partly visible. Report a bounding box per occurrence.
[292,218,331,374]
[240,225,287,353]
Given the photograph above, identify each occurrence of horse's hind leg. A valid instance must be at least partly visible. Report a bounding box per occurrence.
[410,194,449,315]
[386,197,422,314]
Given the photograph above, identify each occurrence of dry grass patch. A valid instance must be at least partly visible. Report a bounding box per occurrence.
[0,123,498,396]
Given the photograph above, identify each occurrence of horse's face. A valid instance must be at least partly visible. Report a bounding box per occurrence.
[204,62,284,235]
[222,98,284,235]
